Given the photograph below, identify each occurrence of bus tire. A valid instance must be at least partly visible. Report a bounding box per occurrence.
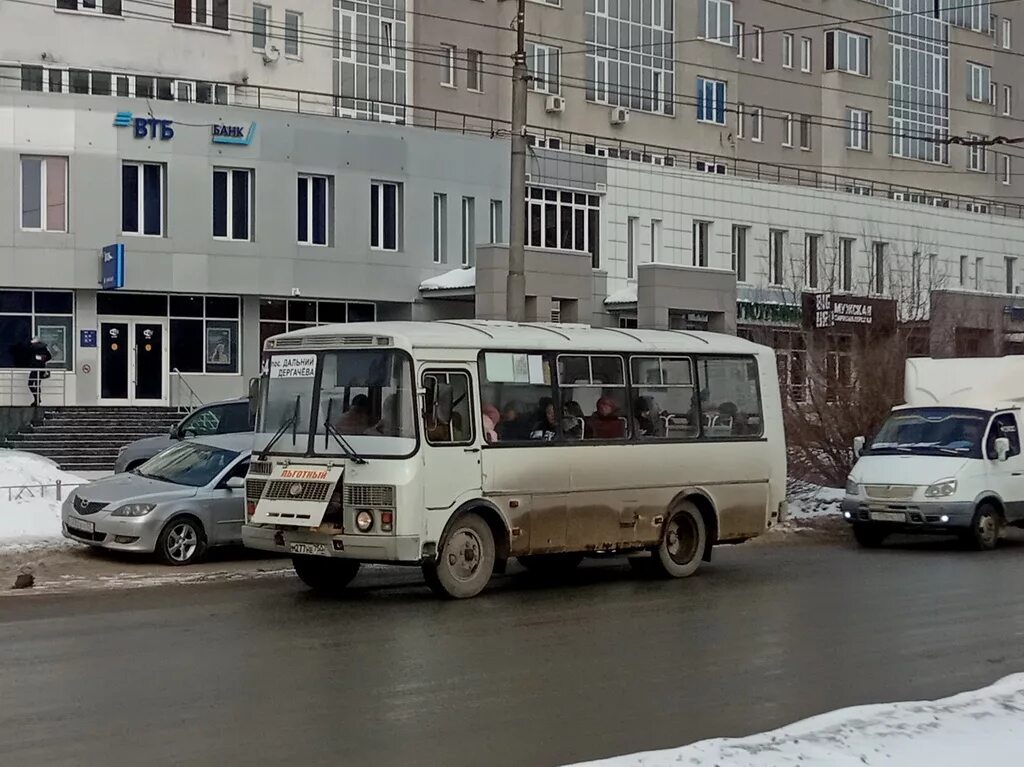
[517,553,583,577]
[650,502,706,579]
[423,513,495,599]
[292,556,360,595]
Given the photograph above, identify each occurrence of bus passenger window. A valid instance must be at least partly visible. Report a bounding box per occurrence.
[630,356,698,440]
[423,371,474,445]
[697,357,763,439]
[480,352,558,444]
[557,354,630,440]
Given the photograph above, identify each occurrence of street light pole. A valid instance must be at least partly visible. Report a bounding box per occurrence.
[505,0,528,323]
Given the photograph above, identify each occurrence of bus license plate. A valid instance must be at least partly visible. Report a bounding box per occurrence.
[289,542,327,556]
[870,511,905,523]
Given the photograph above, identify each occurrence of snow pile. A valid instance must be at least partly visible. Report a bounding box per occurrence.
[0,450,85,550]
[569,673,1024,766]
[786,478,844,521]
[419,267,476,291]
[604,285,638,306]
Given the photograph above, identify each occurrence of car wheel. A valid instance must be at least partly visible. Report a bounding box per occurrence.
[517,553,583,577]
[423,513,496,599]
[157,516,208,566]
[292,556,360,595]
[967,504,1001,551]
[853,524,887,549]
[650,502,706,579]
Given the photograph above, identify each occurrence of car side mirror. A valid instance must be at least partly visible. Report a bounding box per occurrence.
[994,437,1010,462]
[169,424,180,439]
[853,436,866,457]
[225,476,245,490]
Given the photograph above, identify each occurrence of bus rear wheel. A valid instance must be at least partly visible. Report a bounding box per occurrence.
[292,556,360,595]
[423,513,495,599]
[650,503,706,579]
[517,553,583,577]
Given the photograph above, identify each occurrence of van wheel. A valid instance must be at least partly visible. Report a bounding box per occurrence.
[292,556,360,595]
[650,502,706,579]
[967,504,1001,551]
[517,553,583,577]
[423,513,495,599]
[853,524,887,549]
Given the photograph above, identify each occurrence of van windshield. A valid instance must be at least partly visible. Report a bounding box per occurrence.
[867,407,989,459]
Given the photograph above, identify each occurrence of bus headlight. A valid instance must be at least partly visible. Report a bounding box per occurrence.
[355,510,374,532]
[924,479,957,498]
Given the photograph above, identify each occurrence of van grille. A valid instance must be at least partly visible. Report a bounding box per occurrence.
[344,484,396,508]
[265,480,333,502]
[864,485,917,500]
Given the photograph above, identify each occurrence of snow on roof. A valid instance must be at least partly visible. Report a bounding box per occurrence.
[419,267,476,292]
[604,285,637,305]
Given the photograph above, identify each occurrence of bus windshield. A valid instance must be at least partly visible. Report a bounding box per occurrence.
[867,407,990,459]
[257,349,416,458]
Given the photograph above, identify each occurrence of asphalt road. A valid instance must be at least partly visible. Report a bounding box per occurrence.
[3,536,1024,767]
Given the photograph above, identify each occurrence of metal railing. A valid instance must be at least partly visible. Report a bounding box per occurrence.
[171,369,204,413]
[0,368,69,408]
[2,480,84,503]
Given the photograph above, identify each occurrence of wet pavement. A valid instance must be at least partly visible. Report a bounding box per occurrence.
[3,536,1024,767]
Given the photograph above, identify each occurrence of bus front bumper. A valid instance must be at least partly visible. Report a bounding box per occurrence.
[242,524,423,563]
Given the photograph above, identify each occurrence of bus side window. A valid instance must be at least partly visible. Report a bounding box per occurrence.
[697,357,763,439]
[480,352,558,443]
[423,371,474,446]
[557,354,629,440]
[630,356,698,440]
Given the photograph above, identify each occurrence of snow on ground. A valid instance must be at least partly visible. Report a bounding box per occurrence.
[787,478,844,521]
[569,673,1024,766]
[0,450,85,551]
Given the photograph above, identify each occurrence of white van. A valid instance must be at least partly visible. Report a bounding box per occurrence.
[843,356,1024,550]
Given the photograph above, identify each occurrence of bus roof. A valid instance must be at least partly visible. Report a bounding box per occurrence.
[265,320,769,356]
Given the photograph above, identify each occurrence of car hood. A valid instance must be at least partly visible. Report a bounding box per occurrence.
[851,454,971,486]
[73,473,198,506]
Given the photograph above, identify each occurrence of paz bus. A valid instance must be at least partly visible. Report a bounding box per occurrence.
[242,320,786,598]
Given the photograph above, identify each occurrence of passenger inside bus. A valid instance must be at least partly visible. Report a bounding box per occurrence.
[481,404,500,443]
[497,402,531,441]
[334,394,371,434]
[365,394,413,438]
[530,399,558,441]
[589,396,626,439]
[634,396,665,437]
[562,400,586,440]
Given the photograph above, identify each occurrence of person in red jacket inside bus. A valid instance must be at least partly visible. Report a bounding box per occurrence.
[589,396,625,439]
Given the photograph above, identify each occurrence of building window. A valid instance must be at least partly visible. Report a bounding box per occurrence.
[0,289,75,370]
[968,62,991,102]
[1003,84,1013,115]
[696,77,727,124]
[212,168,253,241]
[627,216,639,278]
[467,49,483,92]
[252,4,269,50]
[959,254,969,286]
[461,197,475,267]
[370,181,401,251]
[839,238,854,292]
[975,256,985,288]
[651,219,663,262]
[527,43,561,94]
[731,225,748,282]
[1007,257,1017,293]
[847,108,871,150]
[872,242,886,294]
[692,221,711,267]
[440,45,456,86]
[825,30,870,76]
[380,20,395,68]
[20,156,68,233]
[121,162,164,237]
[799,114,812,149]
[734,21,744,57]
[805,234,820,288]
[782,32,794,68]
[258,298,376,353]
[773,330,807,405]
[169,295,241,375]
[432,194,447,263]
[967,135,988,172]
[525,187,601,268]
[801,37,812,72]
[782,113,793,147]
[825,334,854,403]
[1002,18,1012,49]
[173,0,228,29]
[1003,154,1012,185]
[297,174,330,246]
[56,0,121,15]
[769,229,786,286]
[750,106,763,141]
[736,103,745,138]
[752,26,764,62]
[284,10,302,57]
[489,199,503,243]
[701,0,734,45]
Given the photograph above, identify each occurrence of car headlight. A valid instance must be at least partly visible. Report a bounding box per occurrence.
[111,503,157,517]
[924,479,957,498]
[845,479,860,496]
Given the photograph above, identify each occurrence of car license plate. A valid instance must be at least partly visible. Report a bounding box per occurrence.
[870,511,905,523]
[289,542,327,556]
[67,517,95,535]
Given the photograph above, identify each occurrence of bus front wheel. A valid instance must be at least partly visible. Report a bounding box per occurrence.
[423,513,496,599]
[292,556,360,595]
[650,503,706,579]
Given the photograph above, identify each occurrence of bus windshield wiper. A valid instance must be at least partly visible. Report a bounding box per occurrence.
[322,398,367,464]
[258,395,301,461]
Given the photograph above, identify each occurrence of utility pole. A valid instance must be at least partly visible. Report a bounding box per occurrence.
[505,0,528,323]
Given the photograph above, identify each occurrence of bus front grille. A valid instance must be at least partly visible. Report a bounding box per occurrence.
[265,480,333,502]
[344,484,396,508]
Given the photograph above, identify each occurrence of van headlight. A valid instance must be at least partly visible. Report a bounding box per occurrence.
[924,479,957,498]
[111,503,157,517]
[845,479,860,496]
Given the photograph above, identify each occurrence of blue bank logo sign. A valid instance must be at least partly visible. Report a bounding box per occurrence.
[101,243,125,290]
[212,122,257,146]
[114,112,174,140]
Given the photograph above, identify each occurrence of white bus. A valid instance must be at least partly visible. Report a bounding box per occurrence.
[242,321,786,598]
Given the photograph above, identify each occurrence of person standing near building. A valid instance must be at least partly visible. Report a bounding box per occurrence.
[26,336,52,407]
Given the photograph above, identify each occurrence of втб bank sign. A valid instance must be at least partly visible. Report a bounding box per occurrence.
[113,112,174,140]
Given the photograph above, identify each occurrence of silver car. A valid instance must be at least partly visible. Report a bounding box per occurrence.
[63,434,253,565]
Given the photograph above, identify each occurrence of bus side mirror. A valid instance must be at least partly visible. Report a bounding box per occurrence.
[995,437,1010,462]
[853,436,865,457]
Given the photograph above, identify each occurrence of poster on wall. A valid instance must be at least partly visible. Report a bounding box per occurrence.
[38,325,67,365]
[206,326,233,367]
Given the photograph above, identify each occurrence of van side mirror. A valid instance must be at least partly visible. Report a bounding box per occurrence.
[853,436,866,457]
[994,437,1010,462]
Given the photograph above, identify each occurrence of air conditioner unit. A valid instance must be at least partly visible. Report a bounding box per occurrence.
[545,95,566,114]
[610,106,630,125]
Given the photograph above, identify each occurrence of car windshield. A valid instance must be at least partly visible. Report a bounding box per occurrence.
[136,442,239,487]
[257,349,416,458]
[867,407,990,459]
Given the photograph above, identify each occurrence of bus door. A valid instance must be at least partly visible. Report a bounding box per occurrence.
[421,368,482,511]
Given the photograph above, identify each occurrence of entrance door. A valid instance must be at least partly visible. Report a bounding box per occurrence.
[99,319,168,404]
[421,367,481,511]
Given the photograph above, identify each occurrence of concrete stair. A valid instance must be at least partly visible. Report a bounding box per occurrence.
[2,406,184,472]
